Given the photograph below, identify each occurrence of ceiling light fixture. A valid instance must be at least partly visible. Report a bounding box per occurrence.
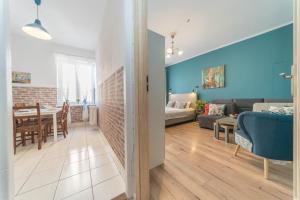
[166,32,183,59]
[22,0,52,40]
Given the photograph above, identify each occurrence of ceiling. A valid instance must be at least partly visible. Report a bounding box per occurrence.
[10,1,293,59]
[148,0,293,66]
[10,0,107,51]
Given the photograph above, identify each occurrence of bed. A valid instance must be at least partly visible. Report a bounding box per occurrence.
[165,93,197,126]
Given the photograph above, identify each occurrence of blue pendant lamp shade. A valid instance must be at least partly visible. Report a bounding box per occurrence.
[22,0,52,40]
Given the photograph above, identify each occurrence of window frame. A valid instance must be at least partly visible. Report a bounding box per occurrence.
[55,53,96,106]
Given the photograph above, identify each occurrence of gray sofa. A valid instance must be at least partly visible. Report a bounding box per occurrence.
[198,98,292,130]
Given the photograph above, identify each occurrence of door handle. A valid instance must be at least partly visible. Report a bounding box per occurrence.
[279,72,293,79]
[279,65,295,97]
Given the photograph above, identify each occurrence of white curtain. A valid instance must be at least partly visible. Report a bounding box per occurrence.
[56,54,96,106]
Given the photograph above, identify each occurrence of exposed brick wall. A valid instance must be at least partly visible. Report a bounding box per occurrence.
[70,105,83,123]
[99,67,125,167]
[13,86,86,123]
[12,86,57,107]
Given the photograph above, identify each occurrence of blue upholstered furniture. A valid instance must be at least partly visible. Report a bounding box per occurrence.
[234,111,293,179]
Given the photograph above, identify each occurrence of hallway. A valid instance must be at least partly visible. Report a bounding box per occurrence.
[14,125,125,200]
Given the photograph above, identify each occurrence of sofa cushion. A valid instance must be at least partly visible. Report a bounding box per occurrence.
[174,101,186,109]
[204,103,209,115]
[198,115,225,129]
[234,99,264,113]
[225,103,237,115]
[264,99,293,103]
[268,106,294,115]
[253,102,293,112]
[166,101,175,108]
[211,99,236,115]
[208,104,225,116]
[211,99,233,104]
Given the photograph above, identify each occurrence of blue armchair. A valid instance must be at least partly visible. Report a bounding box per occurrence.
[234,111,293,179]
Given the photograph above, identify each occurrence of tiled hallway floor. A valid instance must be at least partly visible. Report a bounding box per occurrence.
[14,125,125,200]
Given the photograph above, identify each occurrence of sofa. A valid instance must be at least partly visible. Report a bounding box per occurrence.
[198,98,292,129]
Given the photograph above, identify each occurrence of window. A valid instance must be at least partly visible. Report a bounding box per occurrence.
[56,54,96,105]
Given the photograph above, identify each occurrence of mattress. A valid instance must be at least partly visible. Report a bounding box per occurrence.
[165,107,195,120]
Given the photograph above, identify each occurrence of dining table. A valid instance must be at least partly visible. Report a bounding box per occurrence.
[14,107,61,142]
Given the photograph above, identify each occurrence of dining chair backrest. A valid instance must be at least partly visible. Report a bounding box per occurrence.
[14,103,27,123]
[15,103,26,107]
[13,103,42,129]
[63,103,70,121]
[63,103,70,135]
[60,102,66,119]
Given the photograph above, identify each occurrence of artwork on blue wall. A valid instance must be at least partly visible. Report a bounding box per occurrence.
[166,24,293,101]
[202,65,225,89]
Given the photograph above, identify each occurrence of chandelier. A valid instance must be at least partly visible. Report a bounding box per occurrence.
[166,32,183,58]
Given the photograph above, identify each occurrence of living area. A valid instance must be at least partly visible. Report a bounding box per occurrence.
[148,0,294,199]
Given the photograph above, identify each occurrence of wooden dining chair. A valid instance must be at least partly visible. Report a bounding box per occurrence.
[13,103,28,146]
[44,102,68,141]
[63,103,70,135]
[15,103,26,107]
[13,103,49,154]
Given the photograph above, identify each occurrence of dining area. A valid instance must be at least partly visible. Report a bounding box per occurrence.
[13,102,70,154]
[10,81,126,199]
[1,1,129,196]
[12,101,125,200]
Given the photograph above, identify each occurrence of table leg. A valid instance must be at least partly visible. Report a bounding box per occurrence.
[213,123,216,138]
[216,122,220,140]
[233,125,237,143]
[53,113,57,142]
[225,127,229,143]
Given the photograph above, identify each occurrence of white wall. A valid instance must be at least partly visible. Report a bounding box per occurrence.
[95,0,127,85]
[148,30,166,169]
[0,0,13,199]
[95,0,135,197]
[11,34,95,88]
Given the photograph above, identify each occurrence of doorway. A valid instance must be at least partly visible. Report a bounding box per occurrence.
[148,0,297,198]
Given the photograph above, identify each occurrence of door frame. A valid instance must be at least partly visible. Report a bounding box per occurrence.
[133,0,150,199]
[294,1,300,199]
[0,0,14,199]
[133,0,300,199]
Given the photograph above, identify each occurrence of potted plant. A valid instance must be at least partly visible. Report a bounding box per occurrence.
[196,100,206,113]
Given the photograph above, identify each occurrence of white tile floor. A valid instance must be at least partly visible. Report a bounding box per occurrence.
[14,125,125,200]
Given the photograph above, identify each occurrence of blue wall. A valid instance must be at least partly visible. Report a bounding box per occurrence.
[166,24,293,101]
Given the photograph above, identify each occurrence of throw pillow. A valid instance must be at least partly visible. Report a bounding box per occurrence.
[204,103,210,116]
[208,104,225,116]
[269,106,293,115]
[185,101,191,108]
[174,101,186,109]
[166,101,175,108]
[283,106,294,115]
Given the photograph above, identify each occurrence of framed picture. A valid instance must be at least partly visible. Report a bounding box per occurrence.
[12,71,31,84]
[202,65,225,89]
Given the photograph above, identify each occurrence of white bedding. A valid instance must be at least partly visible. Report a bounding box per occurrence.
[165,107,195,120]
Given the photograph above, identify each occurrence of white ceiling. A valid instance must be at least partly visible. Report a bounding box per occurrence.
[148,0,293,66]
[10,0,107,51]
[10,0,293,59]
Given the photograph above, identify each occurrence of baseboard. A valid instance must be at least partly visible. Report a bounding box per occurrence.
[97,128,126,181]
[70,122,86,127]
[111,192,127,200]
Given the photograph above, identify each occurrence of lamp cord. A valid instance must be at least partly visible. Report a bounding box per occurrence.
[36,4,39,19]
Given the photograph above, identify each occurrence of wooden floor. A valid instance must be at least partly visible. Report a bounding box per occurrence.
[150,122,293,200]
